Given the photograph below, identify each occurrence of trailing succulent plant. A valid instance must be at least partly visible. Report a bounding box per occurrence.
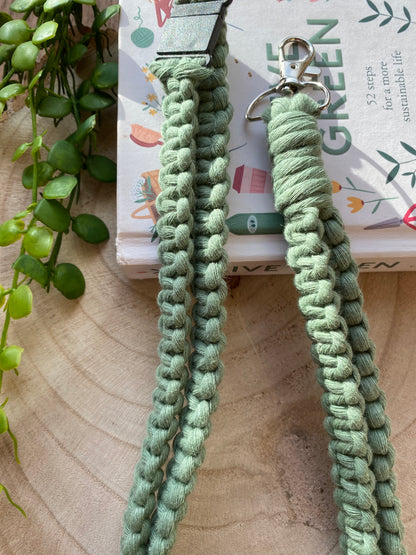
[0,0,119,513]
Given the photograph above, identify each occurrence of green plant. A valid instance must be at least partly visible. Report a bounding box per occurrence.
[360,0,414,33]
[378,142,416,185]
[0,0,120,513]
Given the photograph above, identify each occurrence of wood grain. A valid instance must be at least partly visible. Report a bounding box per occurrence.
[0,4,415,554]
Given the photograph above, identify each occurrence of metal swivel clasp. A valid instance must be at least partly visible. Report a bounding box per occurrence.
[245,36,331,121]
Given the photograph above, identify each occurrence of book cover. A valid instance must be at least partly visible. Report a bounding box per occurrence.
[117,0,416,278]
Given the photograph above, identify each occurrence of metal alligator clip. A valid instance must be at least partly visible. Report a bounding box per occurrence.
[245,36,331,122]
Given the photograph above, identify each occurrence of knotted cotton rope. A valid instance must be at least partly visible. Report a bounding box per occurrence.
[263,93,405,555]
[121,2,405,551]
[122,20,232,555]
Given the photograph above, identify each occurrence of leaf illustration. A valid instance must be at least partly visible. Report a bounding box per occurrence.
[398,21,411,32]
[377,150,399,164]
[386,164,400,183]
[402,172,414,176]
[403,6,411,22]
[367,0,380,12]
[412,174,416,188]
[150,227,159,242]
[384,1,393,15]
[380,16,392,26]
[360,13,379,22]
[400,141,416,156]
[371,200,381,214]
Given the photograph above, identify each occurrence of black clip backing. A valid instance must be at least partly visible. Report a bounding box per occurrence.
[156,0,233,66]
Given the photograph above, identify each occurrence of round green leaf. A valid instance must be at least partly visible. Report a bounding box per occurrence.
[47,140,82,175]
[32,21,58,45]
[76,79,92,99]
[91,62,118,90]
[34,198,70,232]
[11,41,39,71]
[43,175,77,199]
[22,161,54,189]
[0,219,25,247]
[0,409,8,434]
[72,214,109,244]
[0,44,16,64]
[12,141,31,162]
[8,285,32,319]
[78,92,115,111]
[28,68,43,91]
[67,43,87,65]
[10,0,45,12]
[67,114,96,146]
[86,155,116,182]
[43,0,72,12]
[92,4,120,32]
[12,253,49,287]
[37,95,72,118]
[74,0,95,4]
[0,346,24,371]
[22,226,53,258]
[53,263,85,299]
[0,19,32,45]
[32,135,43,155]
[0,12,12,26]
[0,83,26,102]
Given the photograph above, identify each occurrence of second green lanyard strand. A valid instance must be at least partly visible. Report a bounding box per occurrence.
[264,93,405,555]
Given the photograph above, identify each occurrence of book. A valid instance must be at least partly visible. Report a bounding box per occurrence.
[117,0,416,278]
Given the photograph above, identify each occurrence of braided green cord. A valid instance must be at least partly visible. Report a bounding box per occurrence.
[148,25,232,555]
[264,94,385,554]
[322,211,405,554]
[121,58,213,554]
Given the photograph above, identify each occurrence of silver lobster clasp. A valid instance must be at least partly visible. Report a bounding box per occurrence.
[278,36,320,92]
[245,36,331,122]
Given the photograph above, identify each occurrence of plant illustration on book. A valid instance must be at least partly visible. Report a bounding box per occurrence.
[0,0,119,513]
[130,170,160,241]
[141,63,157,84]
[332,177,398,215]
[360,0,414,33]
[378,141,416,187]
[141,91,161,116]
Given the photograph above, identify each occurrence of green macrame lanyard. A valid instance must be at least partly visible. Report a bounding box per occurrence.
[122,2,405,553]
[122,4,232,554]
[263,93,405,555]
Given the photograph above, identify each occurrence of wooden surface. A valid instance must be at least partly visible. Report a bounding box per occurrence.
[1,7,416,555]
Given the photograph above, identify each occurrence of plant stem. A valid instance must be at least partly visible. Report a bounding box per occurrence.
[0,250,23,393]
[345,177,374,194]
[379,12,415,24]
[0,68,15,89]
[28,72,39,205]
[49,12,69,92]
[365,197,399,203]
[60,70,80,126]
[0,73,40,393]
